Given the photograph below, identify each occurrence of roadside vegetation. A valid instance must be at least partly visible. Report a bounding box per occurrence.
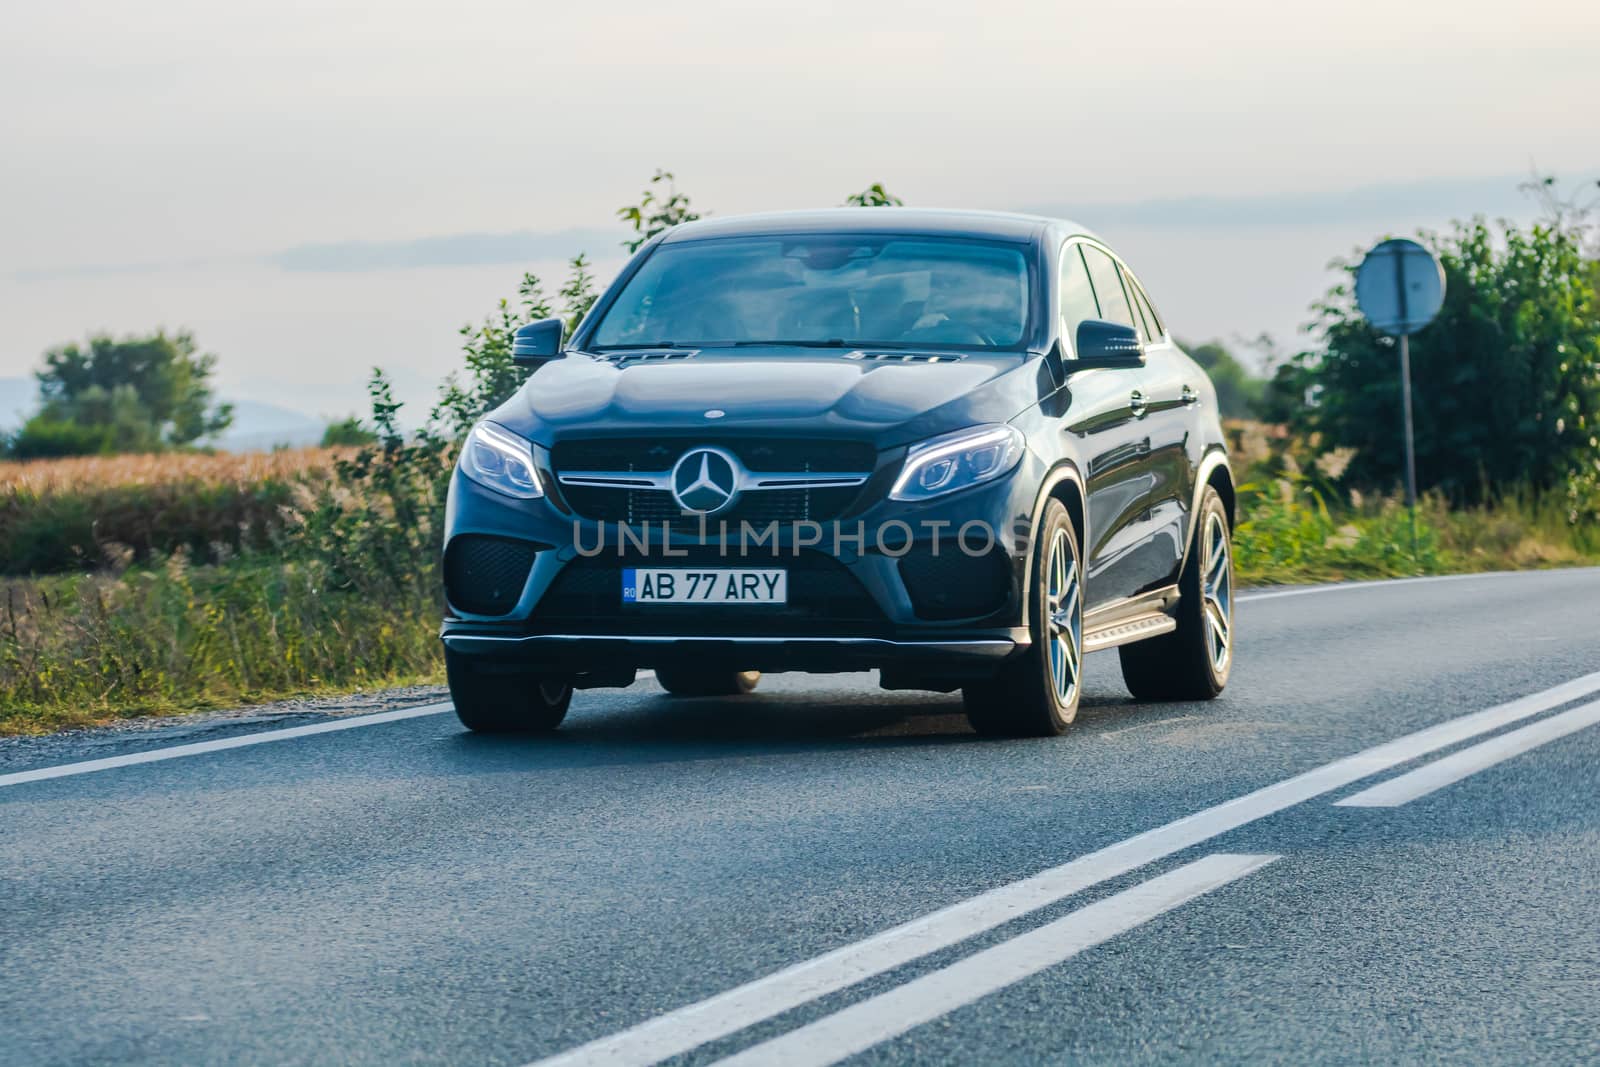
[2,173,1596,734]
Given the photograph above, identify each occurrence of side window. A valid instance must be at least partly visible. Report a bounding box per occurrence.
[1122,269,1155,343]
[1127,275,1165,340]
[1080,245,1137,330]
[1059,245,1099,350]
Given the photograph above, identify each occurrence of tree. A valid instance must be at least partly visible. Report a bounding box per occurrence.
[1175,338,1263,419]
[321,415,378,447]
[844,183,904,207]
[431,272,555,440]
[8,330,232,458]
[560,253,599,334]
[617,169,702,252]
[1288,217,1600,504]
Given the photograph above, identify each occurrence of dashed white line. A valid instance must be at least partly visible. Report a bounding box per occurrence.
[528,670,1600,1067]
[711,853,1279,1067]
[1337,697,1600,808]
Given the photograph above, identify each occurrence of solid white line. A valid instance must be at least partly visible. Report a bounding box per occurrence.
[1337,698,1600,807]
[1235,567,1593,604]
[0,703,454,790]
[527,669,1600,1067]
[1,670,665,791]
[712,853,1279,1067]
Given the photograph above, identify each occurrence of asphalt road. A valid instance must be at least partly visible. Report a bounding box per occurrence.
[3,569,1599,1066]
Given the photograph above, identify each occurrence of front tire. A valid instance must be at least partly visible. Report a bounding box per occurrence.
[446,650,572,733]
[654,666,761,697]
[963,498,1083,737]
[1119,485,1233,701]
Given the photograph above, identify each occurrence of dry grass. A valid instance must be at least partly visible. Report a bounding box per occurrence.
[0,448,349,575]
[0,447,346,493]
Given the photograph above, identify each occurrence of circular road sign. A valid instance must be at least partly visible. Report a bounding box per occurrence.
[1354,238,1445,337]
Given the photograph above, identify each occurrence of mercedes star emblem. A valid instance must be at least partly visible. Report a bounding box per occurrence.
[670,447,740,514]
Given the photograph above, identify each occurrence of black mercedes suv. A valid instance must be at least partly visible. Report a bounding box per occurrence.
[440,208,1235,737]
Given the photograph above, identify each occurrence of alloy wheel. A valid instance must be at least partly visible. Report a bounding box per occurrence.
[1201,511,1232,674]
[1046,528,1083,706]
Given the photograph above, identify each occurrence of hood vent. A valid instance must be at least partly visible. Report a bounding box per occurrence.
[594,349,699,367]
[845,350,966,364]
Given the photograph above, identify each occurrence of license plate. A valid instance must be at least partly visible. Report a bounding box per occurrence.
[622,568,787,604]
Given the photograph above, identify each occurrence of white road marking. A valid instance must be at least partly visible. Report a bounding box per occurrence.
[0,670,664,790]
[1337,697,1600,808]
[0,704,454,790]
[712,853,1279,1067]
[1235,567,1591,604]
[527,670,1600,1067]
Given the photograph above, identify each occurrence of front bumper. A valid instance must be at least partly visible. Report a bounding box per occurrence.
[439,448,1046,677]
[439,629,1027,674]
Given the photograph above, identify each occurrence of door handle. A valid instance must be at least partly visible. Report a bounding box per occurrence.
[1181,384,1198,407]
[1129,389,1148,418]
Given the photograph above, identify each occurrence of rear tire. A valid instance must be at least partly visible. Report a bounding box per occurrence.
[654,666,761,697]
[446,650,572,733]
[962,498,1083,737]
[1119,485,1233,701]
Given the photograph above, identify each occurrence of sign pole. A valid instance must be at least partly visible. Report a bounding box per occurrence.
[1398,331,1418,561]
[1392,246,1419,563]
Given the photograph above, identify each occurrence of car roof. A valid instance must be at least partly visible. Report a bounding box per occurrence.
[659,207,1097,246]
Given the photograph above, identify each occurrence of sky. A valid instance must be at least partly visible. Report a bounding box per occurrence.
[3,0,1598,420]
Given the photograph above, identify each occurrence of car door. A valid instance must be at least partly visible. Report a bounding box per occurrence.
[1058,242,1161,610]
[1120,266,1194,592]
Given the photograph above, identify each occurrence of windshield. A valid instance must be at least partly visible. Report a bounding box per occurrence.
[589,234,1032,350]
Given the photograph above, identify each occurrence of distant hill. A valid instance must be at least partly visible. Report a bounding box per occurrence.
[0,379,326,452]
[0,377,33,430]
[212,399,326,452]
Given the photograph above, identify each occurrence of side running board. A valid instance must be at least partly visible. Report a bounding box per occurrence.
[1082,611,1177,653]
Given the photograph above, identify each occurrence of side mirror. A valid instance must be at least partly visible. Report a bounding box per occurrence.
[512,318,565,365]
[1072,319,1145,368]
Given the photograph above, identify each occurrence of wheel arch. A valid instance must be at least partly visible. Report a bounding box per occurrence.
[1019,462,1087,629]
[1205,453,1236,529]
[1177,449,1235,580]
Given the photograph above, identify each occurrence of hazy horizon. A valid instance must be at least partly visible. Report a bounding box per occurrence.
[4,0,1597,420]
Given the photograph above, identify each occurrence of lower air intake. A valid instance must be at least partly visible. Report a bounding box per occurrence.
[898,545,1014,621]
[444,535,539,616]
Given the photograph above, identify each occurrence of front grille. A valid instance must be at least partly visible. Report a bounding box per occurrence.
[551,437,876,474]
[552,437,877,526]
[444,535,539,616]
[559,485,862,529]
[533,549,885,636]
[898,544,1014,621]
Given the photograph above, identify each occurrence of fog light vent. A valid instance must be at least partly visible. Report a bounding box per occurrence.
[444,536,538,616]
[898,545,1013,621]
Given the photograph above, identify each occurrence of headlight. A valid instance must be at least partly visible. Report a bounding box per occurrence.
[890,424,1025,502]
[459,421,543,499]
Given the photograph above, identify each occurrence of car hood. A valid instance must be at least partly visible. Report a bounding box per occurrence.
[492,348,1050,450]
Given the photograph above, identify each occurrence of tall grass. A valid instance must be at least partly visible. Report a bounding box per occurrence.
[0,553,441,734]
[1226,421,1600,584]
